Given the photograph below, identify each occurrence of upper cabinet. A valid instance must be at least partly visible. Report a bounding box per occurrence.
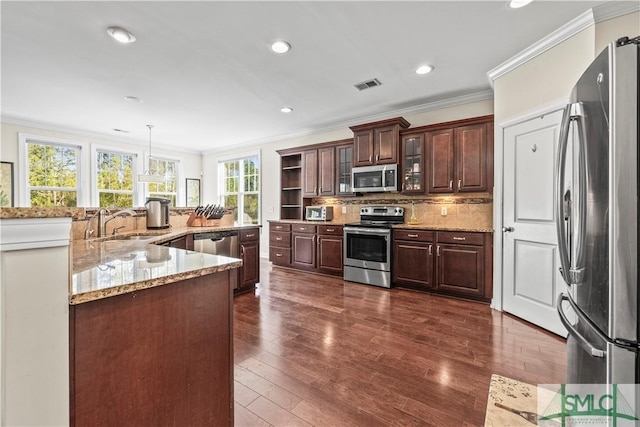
[350,117,410,167]
[335,142,355,196]
[303,146,336,197]
[400,133,425,193]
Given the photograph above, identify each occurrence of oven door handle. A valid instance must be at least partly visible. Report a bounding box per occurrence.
[344,227,390,236]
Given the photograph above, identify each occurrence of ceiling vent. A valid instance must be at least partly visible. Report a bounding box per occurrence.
[354,78,382,91]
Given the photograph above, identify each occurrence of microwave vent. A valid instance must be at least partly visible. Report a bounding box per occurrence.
[354,78,382,91]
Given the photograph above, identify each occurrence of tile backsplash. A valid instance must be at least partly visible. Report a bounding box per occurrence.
[312,193,493,230]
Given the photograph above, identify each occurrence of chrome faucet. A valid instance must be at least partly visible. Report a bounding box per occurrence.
[98,208,137,237]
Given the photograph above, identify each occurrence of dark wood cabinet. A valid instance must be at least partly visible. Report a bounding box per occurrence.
[393,229,492,301]
[70,271,233,426]
[292,224,317,270]
[316,225,343,275]
[392,230,435,289]
[336,143,355,196]
[270,222,343,276]
[424,121,490,194]
[351,117,410,167]
[302,147,335,197]
[302,150,318,197]
[279,152,304,220]
[238,228,260,293]
[400,133,426,194]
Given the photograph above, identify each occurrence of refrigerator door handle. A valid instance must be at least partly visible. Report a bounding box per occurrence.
[557,294,607,358]
[556,104,573,284]
[570,103,587,284]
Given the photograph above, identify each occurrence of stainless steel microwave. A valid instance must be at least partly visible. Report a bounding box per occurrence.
[352,164,398,192]
[305,206,334,221]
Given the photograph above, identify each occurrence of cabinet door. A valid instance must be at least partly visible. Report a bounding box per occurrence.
[455,124,487,192]
[292,233,316,270]
[392,241,434,289]
[317,235,343,275]
[318,147,335,196]
[401,133,425,194]
[302,149,318,197]
[353,129,374,166]
[335,144,354,196]
[374,125,398,165]
[426,129,454,193]
[436,244,484,297]
[239,241,259,288]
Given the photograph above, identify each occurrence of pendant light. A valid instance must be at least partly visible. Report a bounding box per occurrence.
[138,125,164,183]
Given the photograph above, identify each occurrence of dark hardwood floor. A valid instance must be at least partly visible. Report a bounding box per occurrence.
[233,260,567,426]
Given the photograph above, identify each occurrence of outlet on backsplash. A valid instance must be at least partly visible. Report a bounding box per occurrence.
[441,207,447,216]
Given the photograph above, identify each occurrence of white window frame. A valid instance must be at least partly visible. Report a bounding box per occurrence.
[145,156,180,206]
[92,147,139,208]
[18,133,90,207]
[218,151,261,226]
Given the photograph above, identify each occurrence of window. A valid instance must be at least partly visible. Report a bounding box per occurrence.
[147,158,179,206]
[26,141,80,207]
[96,150,135,208]
[219,155,260,225]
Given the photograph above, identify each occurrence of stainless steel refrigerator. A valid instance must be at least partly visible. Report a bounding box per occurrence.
[556,36,639,390]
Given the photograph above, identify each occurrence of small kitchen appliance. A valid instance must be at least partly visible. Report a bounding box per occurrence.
[145,197,170,229]
[343,206,404,288]
[305,206,334,221]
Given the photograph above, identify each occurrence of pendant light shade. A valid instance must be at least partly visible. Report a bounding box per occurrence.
[139,124,164,184]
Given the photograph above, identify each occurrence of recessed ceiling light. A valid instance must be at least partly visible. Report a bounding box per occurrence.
[124,96,143,103]
[416,65,434,75]
[271,40,291,54]
[508,0,534,8]
[280,107,293,113]
[107,26,136,44]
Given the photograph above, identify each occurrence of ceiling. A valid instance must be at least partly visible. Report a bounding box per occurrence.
[1,1,619,153]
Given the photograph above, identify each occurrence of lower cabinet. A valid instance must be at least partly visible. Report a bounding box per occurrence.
[393,229,492,301]
[270,221,343,276]
[237,228,260,294]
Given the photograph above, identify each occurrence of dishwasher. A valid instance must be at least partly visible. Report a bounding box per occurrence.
[193,230,239,290]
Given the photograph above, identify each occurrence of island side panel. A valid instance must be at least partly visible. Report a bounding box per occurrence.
[70,270,233,426]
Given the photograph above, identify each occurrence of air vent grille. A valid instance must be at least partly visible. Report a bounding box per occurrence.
[354,78,382,91]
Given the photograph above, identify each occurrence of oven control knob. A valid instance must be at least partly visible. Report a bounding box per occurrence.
[395,207,403,214]
[360,208,366,214]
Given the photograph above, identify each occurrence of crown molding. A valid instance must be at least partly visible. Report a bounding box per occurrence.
[487,2,640,87]
[203,89,495,156]
[487,9,595,86]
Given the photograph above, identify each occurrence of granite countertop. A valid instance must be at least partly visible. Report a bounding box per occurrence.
[0,207,85,219]
[70,226,258,305]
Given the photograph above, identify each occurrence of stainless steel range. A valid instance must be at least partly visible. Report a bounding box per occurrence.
[343,206,404,288]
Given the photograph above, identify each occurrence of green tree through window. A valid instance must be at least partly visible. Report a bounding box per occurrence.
[27,142,79,207]
[96,150,135,208]
[219,155,259,225]
[148,158,178,206]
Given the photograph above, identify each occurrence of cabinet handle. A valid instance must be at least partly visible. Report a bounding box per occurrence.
[453,236,466,241]
[458,179,461,190]
[276,253,283,257]
[407,234,419,238]
[313,235,317,244]
[240,245,245,256]
[300,227,306,231]
[369,155,373,163]
[246,233,255,238]
[429,244,432,256]
[275,237,282,241]
[402,182,405,191]
[437,246,441,256]
[449,180,453,190]
[375,153,379,163]
[276,226,283,230]
[326,228,335,232]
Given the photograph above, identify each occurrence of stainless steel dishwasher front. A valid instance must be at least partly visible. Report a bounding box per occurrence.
[192,230,239,290]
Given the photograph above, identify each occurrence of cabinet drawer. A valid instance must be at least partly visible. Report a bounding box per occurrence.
[270,231,291,248]
[240,228,259,242]
[269,247,291,265]
[292,224,316,234]
[437,231,484,246]
[393,229,434,242]
[270,222,291,232]
[317,225,343,236]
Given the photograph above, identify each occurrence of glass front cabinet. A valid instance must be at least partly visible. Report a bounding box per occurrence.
[336,143,354,196]
[401,133,425,194]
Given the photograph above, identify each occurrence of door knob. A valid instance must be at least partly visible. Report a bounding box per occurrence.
[502,226,515,232]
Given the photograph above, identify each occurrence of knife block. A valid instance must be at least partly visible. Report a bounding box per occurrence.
[186,211,233,227]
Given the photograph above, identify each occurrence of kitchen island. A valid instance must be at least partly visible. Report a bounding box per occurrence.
[70,236,241,426]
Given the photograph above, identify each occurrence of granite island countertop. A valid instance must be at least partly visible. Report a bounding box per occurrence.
[70,227,253,305]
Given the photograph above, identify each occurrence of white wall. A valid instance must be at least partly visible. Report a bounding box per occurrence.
[595,11,640,53]
[203,99,494,258]
[1,122,203,207]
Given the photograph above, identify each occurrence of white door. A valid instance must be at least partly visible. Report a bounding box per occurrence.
[502,110,568,336]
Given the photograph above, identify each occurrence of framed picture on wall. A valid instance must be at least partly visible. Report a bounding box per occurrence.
[186,178,200,207]
[0,161,14,207]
